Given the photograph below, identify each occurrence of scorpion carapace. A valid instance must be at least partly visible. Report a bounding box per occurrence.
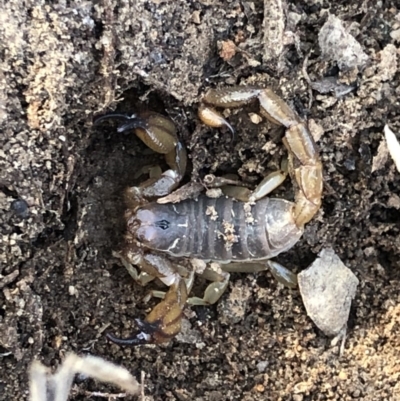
[96,87,323,346]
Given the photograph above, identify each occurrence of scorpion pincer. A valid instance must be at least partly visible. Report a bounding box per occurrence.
[95,87,323,346]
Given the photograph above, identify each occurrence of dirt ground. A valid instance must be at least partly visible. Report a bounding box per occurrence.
[1,0,400,400]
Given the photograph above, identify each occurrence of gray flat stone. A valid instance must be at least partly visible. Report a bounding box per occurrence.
[298,248,359,336]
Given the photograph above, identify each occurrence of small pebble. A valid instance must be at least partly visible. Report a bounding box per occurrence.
[298,248,359,336]
[11,199,29,218]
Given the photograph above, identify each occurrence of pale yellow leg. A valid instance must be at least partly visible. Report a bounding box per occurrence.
[113,251,155,286]
[221,260,297,288]
[143,271,195,303]
[187,270,230,306]
[143,290,166,303]
[147,268,230,306]
[221,159,288,202]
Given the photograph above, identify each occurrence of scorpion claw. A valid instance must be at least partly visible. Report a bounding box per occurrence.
[106,319,159,346]
[94,110,187,202]
[116,121,144,133]
[107,278,188,346]
[93,113,137,126]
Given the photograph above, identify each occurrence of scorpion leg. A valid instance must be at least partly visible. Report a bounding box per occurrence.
[220,261,298,289]
[220,159,289,202]
[112,251,155,286]
[200,87,323,226]
[145,266,230,307]
[187,268,230,306]
[142,270,195,303]
[185,259,296,305]
[94,111,187,206]
[107,253,188,345]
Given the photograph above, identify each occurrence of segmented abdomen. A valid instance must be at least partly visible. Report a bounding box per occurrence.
[157,195,303,261]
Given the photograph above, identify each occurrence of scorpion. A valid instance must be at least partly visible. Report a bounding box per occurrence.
[94,87,323,346]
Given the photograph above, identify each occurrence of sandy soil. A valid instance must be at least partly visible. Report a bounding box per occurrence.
[1,0,400,400]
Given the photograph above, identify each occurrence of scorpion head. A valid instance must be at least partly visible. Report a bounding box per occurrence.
[127,203,188,256]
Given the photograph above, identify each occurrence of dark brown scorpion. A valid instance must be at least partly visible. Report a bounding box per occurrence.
[94,87,323,346]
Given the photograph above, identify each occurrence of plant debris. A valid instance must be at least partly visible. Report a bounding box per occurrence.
[384,125,400,173]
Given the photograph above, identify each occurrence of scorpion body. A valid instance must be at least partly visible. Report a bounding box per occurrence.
[129,196,302,262]
[95,86,323,346]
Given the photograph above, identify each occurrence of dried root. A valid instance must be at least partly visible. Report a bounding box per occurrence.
[29,353,140,401]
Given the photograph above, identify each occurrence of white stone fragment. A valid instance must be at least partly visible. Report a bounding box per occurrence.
[318,15,368,70]
[384,125,400,173]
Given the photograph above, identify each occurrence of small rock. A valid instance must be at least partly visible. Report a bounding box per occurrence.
[298,248,359,336]
[219,40,236,61]
[388,194,400,209]
[372,136,389,173]
[254,384,265,393]
[318,15,368,70]
[256,361,269,373]
[293,380,313,394]
[249,113,262,124]
[308,119,324,142]
[191,10,201,25]
[176,318,203,345]
[11,199,30,218]
[390,28,400,42]
[217,280,251,325]
[377,44,398,82]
